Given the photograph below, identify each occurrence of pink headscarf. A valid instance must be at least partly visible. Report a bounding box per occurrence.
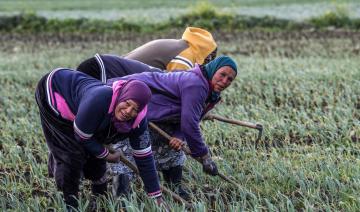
[109,80,151,133]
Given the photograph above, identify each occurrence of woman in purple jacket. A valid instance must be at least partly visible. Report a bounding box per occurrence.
[116,56,237,199]
[35,69,163,209]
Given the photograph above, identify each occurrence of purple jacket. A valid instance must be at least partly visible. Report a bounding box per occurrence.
[118,65,210,157]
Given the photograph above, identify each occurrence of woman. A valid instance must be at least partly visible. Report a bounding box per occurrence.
[35,68,163,209]
[116,56,237,199]
[125,26,217,71]
[76,27,217,83]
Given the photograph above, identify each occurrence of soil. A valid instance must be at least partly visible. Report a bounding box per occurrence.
[1,29,359,57]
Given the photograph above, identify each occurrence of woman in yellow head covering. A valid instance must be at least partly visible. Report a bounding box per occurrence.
[76,27,217,82]
[126,27,218,71]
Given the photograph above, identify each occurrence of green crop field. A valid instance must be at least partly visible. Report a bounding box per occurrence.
[1,0,360,22]
[3,0,358,11]
[0,1,360,211]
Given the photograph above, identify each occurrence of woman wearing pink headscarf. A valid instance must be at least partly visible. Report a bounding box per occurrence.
[35,68,163,210]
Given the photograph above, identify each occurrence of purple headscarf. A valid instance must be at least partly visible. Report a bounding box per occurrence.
[110,80,151,133]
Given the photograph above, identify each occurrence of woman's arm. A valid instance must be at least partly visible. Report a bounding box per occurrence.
[180,83,209,158]
[128,119,162,199]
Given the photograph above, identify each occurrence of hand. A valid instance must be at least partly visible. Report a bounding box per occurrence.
[201,154,218,176]
[104,144,116,153]
[169,137,184,151]
[105,151,121,163]
[154,196,170,211]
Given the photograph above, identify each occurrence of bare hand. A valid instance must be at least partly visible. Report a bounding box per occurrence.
[169,137,184,151]
[105,151,121,163]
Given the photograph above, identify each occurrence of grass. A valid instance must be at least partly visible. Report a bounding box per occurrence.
[2,0,358,11]
[0,30,359,210]
[2,1,360,24]
[2,1,360,34]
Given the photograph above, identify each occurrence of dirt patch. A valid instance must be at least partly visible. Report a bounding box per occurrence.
[1,29,359,57]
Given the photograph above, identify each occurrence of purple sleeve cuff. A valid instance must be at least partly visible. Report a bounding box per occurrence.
[189,146,209,158]
[172,129,185,141]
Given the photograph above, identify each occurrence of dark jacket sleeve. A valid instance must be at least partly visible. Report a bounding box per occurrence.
[73,88,112,159]
[128,119,162,198]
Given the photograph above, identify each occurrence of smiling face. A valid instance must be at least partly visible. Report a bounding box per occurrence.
[210,66,236,92]
[114,99,139,121]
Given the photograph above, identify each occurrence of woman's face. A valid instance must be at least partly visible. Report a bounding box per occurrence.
[115,99,139,121]
[211,66,236,92]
